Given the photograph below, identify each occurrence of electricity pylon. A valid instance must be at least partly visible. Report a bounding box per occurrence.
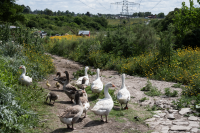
[111,0,140,25]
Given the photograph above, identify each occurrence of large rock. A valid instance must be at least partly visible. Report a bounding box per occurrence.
[189,121,200,128]
[190,128,200,133]
[179,108,192,115]
[188,116,198,121]
[172,121,189,125]
[161,120,172,125]
[171,125,191,131]
[167,113,175,120]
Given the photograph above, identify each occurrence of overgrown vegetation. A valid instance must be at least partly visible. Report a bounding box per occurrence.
[0,24,54,132]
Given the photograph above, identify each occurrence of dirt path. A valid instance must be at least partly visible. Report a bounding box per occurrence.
[38,54,182,133]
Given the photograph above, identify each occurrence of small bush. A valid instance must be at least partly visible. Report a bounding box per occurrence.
[144,87,162,97]
[140,97,148,102]
[164,88,178,97]
[171,82,182,88]
[141,79,153,91]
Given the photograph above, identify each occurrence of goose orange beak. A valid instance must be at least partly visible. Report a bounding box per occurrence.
[112,84,116,87]
[19,66,22,69]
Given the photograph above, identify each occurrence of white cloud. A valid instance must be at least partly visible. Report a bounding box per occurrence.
[15,0,199,15]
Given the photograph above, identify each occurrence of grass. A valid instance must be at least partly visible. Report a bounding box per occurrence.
[83,82,153,126]
[140,97,149,102]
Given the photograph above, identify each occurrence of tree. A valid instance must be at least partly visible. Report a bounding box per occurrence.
[132,12,138,17]
[0,0,25,23]
[65,10,70,15]
[144,12,151,17]
[22,5,31,14]
[173,0,200,48]
[157,12,165,18]
[85,12,91,17]
[44,8,53,16]
[74,17,83,25]
[138,12,144,17]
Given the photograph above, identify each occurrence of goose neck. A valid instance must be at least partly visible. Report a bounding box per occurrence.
[121,74,126,89]
[85,68,88,76]
[22,67,26,75]
[104,85,111,99]
[64,73,70,86]
[96,69,100,79]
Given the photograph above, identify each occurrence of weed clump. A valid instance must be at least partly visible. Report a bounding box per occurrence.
[164,88,178,97]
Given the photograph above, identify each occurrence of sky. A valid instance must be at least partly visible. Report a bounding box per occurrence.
[15,0,199,15]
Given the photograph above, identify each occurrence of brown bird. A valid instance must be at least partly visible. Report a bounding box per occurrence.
[58,91,83,130]
[46,92,59,104]
[54,72,67,85]
[77,77,88,90]
[62,71,85,103]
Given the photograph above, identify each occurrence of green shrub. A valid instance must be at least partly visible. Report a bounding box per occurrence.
[144,87,162,97]
[141,79,152,91]
[164,88,178,97]
[171,83,182,88]
[140,97,148,102]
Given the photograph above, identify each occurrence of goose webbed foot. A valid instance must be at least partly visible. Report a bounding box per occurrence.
[105,115,108,123]
[67,125,70,129]
[100,115,104,122]
[72,123,76,130]
[124,102,128,110]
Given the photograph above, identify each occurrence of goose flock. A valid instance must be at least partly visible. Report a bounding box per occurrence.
[18,65,130,130]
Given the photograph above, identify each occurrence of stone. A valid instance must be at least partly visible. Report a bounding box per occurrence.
[161,120,172,125]
[189,121,200,128]
[168,110,178,113]
[191,128,200,133]
[161,125,170,130]
[172,121,189,125]
[167,113,175,120]
[179,108,192,115]
[188,116,198,121]
[153,115,160,118]
[153,110,162,114]
[171,125,191,131]
[147,121,161,128]
[145,118,156,122]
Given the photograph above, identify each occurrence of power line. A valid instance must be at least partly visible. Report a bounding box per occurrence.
[147,0,163,12]
[77,0,95,9]
[96,0,110,11]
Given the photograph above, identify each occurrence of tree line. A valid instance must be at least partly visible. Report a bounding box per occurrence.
[132,12,165,18]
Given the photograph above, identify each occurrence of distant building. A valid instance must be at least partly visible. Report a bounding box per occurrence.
[78,30,90,37]
[148,15,156,18]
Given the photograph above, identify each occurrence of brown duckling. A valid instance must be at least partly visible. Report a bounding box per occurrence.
[46,92,59,104]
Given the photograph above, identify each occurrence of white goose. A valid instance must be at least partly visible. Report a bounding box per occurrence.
[91,82,116,123]
[91,68,103,94]
[18,65,32,86]
[76,66,89,85]
[117,73,130,109]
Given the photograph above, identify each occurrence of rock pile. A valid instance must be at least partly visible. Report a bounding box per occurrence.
[145,107,200,133]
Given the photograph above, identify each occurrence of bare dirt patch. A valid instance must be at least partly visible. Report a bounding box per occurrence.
[38,54,182,133]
